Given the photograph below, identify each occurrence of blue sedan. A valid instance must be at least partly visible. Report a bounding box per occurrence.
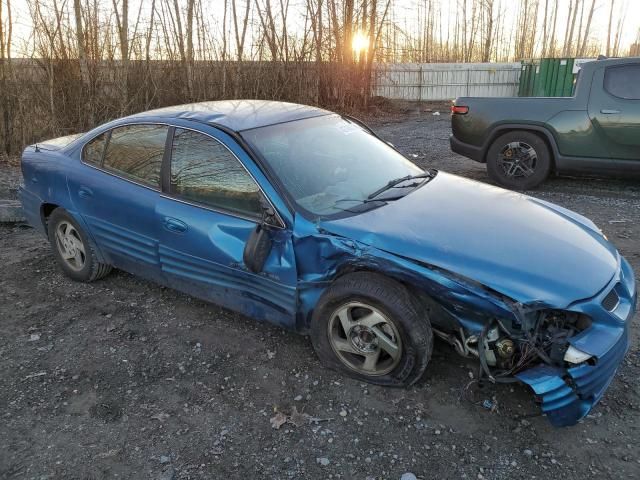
[19,100,635,426]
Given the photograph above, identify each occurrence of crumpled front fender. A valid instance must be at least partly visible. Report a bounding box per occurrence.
[293,218,518,334]
[516,257,635,427]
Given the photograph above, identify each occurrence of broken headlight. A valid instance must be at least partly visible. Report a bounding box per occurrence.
[563,345,593,364]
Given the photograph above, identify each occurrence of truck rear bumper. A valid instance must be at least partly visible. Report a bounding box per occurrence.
[450,134,484,163]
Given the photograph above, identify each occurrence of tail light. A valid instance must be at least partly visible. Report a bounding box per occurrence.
[451,105,469,115]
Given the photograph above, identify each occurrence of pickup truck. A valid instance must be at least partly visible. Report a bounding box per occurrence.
[450,57,640,189]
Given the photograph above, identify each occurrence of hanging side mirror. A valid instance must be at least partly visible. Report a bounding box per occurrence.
[243,197,278,274]
[243,224,273,274]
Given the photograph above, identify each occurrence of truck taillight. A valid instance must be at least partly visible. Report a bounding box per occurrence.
[451,105,469,115]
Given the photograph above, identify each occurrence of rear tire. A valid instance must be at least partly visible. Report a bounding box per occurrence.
[486,131,551,190]
[47,208,112,282]
[310,272,432,387]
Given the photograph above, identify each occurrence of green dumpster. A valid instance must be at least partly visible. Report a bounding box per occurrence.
[518,58,577,97]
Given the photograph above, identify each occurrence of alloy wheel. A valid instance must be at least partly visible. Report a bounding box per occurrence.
[498,141,538,178]
[54,221,86,272]
[327,302,402,376]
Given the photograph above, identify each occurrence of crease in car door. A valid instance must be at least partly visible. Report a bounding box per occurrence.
[157,127,298,328]
[68,124,168,279]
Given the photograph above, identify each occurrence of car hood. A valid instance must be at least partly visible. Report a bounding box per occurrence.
[321,172,618,307]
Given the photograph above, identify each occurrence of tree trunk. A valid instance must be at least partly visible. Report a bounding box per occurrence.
[343,0,354,64]
[73,0,93,125]
[541,0,549,57]
[549,0,558,56]
[112,0,129,112]
[566,0,580,57]
[186,0,195,99]
[607,0,615,56]
[144,0,156,108]
[0,0,8,154]
[483,0,494,62]
[579,0,596,56]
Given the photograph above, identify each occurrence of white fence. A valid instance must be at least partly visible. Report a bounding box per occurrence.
[373,62,522,100]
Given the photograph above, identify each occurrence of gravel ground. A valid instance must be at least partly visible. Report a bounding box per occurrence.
[1,111,639,479]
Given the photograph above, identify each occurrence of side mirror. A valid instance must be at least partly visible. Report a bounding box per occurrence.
[243,197,282,273]
[243,224,273,274]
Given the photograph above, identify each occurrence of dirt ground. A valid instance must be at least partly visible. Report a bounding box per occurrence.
[1,109,639,480]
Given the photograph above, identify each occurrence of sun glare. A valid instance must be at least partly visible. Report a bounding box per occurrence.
[352,32,370,54]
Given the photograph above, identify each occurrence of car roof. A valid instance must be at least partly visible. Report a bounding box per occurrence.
[124,99,332,132]
[579,56,640,73]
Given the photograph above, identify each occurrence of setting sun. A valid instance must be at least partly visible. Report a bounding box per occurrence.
[352,31,369,54]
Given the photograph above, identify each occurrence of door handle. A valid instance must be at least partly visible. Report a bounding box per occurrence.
[78,187,93,199]
[163,217,188,233]
[600,109,621,114]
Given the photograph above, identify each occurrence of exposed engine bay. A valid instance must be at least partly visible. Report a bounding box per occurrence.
[434,309,594,383]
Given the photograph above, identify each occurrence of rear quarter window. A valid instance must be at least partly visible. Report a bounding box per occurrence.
[83,133,107,166]
[102,124,168,188]
[604,65,640,100]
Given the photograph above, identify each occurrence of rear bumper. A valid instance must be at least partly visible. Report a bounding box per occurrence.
[449,134,484,163]
[18,185,45,234]
[516,256,636,427]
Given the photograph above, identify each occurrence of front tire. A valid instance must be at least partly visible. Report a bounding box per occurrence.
[486,131,551,190]
[310,273,433,387]
[47,208,112,282]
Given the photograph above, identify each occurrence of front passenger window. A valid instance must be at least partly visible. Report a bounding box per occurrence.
[170,128,263,218]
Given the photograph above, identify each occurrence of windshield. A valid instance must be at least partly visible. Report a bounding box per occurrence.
[241,114,424,218]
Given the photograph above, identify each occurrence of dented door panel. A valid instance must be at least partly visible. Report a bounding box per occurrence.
[157,196,298,328]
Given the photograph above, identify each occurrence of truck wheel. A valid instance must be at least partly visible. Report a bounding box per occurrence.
[486,131,551,190]
[48,208,112,282]
[310,272,432,387]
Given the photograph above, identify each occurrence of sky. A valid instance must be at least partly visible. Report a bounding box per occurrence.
[4,0,640,59]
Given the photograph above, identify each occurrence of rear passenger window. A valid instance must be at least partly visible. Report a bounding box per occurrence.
[170,128,262,218]
[103,124,168,188]
[604,65,640,100]
[83,133,107,166]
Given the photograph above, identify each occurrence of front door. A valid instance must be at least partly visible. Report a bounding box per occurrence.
[68,124,169,278]
[157,126,298,327]
[588,63,640,160]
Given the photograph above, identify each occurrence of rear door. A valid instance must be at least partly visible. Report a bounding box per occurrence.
[156,126,298,327]
[68,124,169,277]
[588,63,640,160]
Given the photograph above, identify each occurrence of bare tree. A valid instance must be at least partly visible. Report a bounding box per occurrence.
[112,0,129,111]
[549,0,558,56]
[185,0,194,97]
[607,0,615,56]
[541,0,549,56]
[0,0,12,154]
[232,0,251,61]
[578,0,596,56]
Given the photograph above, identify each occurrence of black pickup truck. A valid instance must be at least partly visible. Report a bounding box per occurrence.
[450,57,640,189]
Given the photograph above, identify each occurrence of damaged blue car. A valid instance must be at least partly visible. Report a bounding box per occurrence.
[19,100,636,427]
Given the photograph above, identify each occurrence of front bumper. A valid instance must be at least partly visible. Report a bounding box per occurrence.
[516,256,636,427]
